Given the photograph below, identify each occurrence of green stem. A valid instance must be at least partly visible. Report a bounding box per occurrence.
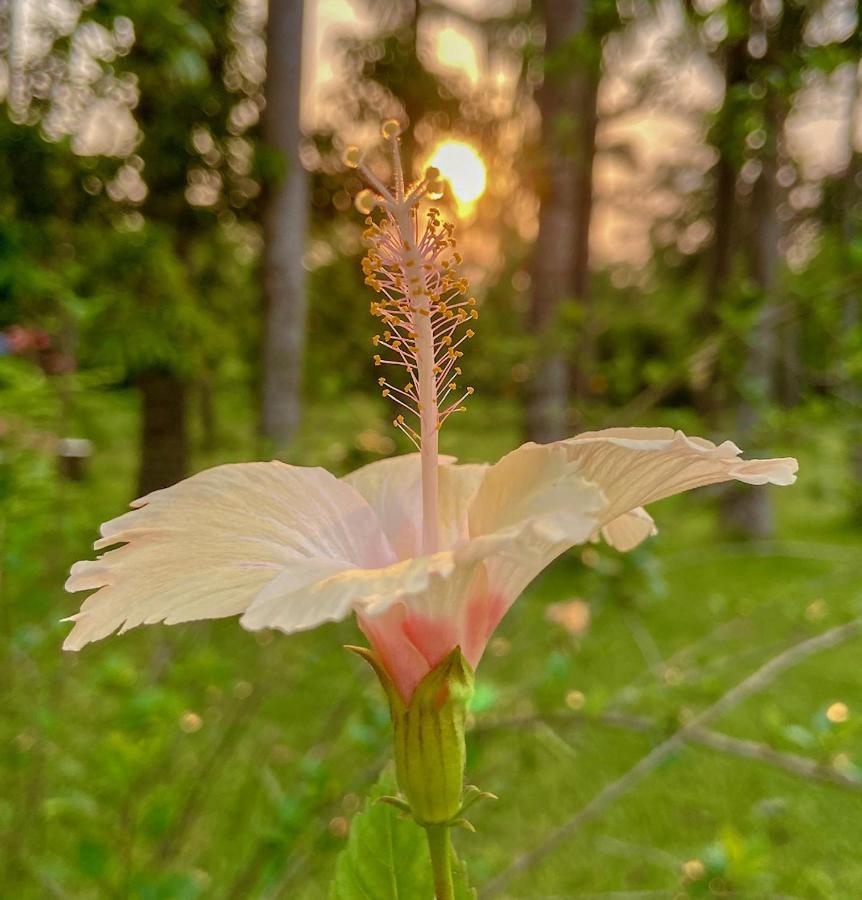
[425,825,454,900]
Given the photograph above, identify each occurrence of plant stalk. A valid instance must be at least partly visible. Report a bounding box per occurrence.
[425,825,454,900]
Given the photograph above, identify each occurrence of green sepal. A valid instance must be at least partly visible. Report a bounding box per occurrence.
[348,644,475,825]
[375,795,412,815]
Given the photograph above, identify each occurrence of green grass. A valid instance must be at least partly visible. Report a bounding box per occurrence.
[2,370,861,898]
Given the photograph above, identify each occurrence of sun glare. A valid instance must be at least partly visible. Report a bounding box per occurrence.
[426,140,487,213]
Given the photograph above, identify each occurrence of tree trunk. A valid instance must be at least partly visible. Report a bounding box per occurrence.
[842,61,862,520]
[137,369,188,496]
[260,0,310,447]
[571,63,599,403]
[720,93,782,539]
[527,0,591,443]
[694,37,747,417]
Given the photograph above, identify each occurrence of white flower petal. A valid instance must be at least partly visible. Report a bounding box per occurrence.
[438,462,487,547]
[242,550,456,636]
[561,427,797,522]
[63,462,394,650]
[468,443,606,545]
[600,507,657,551]
[461,444,608,646]
[343,454,485,555]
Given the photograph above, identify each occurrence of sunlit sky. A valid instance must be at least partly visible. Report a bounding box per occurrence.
[8,0,861,269]
[306,0,862,266]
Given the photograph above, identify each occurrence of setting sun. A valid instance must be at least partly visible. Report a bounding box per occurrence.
[426,140,487,211]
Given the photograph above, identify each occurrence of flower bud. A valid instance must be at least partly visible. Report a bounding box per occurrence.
[348,645,474,824]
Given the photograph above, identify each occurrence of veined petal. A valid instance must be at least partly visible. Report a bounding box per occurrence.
[560,427,797,524]
[600,507,657,551]
[438,462,487,547]
[457,445,607,655]
[468,443,607,546]
[343,454,485,555]
[242,550,456,634]
[63,462,395,650]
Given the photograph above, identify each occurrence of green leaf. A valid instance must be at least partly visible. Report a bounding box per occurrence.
[330,765,476,899]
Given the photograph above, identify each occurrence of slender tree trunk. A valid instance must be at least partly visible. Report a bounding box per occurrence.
[527,0,590,442]
[842,61,862,519]
[260,0,310,447]
[720,93,782,538]
[571,64,599,403]
[137,369,188,496]
[695,38,747,417]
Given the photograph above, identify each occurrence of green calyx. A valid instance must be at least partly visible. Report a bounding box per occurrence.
[347,644,496,828]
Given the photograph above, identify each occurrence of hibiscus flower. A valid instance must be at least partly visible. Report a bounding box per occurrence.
[64,430,795,702]
[64,122,797,712]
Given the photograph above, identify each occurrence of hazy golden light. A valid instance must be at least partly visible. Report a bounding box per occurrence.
[435,27,479,85]
[426,140,486,211]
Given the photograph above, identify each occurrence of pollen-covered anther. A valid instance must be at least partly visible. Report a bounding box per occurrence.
[352,124,477,440]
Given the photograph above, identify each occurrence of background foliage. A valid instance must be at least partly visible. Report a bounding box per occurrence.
[2,0,861,896]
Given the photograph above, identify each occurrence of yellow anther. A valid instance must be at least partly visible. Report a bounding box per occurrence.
[372,335,380,346]
[466,329,475,338]
[466,386,474,395]
[378,377,386,386]
[373,355,382,365]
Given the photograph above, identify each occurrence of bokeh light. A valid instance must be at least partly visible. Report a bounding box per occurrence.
[426,140,486,213]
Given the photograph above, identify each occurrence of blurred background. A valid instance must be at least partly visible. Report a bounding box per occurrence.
[2,0,861,896]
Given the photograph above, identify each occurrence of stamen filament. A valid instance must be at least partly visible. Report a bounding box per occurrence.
[353,124,477,556]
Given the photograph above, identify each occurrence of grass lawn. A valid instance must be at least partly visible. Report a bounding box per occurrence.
[2,373,860,898]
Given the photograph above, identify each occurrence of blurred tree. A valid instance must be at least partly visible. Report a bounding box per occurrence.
[527,0,594,442]
[1,0,269,494]
[527,0,594,441]
[843,60,862,520]
[260,0,309,447]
